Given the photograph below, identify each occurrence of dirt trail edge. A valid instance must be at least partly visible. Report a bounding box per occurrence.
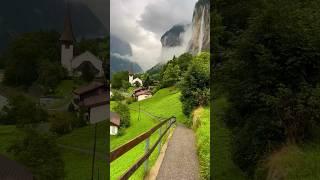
[156,125,199,180]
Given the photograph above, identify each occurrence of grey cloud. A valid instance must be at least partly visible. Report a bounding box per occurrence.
[138,0,196,36]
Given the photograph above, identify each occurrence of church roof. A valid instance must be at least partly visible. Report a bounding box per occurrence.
[60,2,75,43]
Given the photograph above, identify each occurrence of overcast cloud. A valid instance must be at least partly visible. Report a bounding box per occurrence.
[111,0,197,70]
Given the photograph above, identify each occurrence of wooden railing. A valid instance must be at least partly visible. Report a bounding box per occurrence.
[110,116,176,180]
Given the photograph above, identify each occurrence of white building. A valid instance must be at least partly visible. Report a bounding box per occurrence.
[129,73,143,87]
[60,5,104,78]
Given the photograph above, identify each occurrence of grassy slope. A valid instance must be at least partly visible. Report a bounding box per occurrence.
[58,121,107,153]
[57,122,107,179]
[110,87,187,179]
[194,107,210,179]
[212,97,248,180]
[257,143,320,180]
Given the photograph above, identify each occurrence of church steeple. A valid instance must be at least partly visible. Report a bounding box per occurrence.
[60,1,75,44]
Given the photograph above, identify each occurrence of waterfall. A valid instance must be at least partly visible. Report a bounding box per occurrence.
[198,7,205,54]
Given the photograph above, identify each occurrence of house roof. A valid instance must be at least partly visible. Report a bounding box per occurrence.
[79,93,109,108]
[0,155,33,180]
[133,87,145,93]
[110,112,120,126]
[59,2,75,43]
[73,81,105,95]
[134,90,152,96]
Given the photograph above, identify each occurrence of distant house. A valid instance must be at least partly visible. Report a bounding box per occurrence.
[0,155,33,180]
[73,81,109,124]
[132,87,152,101]
[110,112,120,135]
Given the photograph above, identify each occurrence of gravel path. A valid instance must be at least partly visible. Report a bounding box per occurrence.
[156,125,199,180]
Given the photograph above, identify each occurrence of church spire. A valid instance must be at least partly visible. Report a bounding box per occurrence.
[60,1,75,44]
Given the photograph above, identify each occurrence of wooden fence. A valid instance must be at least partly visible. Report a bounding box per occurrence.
[110,116,176,179]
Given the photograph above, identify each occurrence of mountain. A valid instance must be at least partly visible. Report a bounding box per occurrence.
[110,34,143,75]
[160,24,186,47]
[0,0,106,52]
[188,0,210,54]
[158,24,192,62]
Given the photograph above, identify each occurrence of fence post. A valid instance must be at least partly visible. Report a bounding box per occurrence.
[144,137,150,174]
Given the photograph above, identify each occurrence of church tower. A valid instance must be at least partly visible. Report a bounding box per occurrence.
[60,2,75,73]
[128,63,134,84]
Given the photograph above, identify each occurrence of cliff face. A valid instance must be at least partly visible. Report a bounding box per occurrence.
[188,0,210,54]
[158,24,191,62]
[160,25,186,47]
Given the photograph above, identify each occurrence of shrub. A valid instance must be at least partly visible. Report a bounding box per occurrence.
[8,130,65,180]
[114,101,130,128]
[49,112,73,135]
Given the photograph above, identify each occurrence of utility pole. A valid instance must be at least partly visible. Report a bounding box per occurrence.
[91,123,97,180]
[138,102,141,121]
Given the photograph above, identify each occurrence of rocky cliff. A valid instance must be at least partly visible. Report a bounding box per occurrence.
[188,0,210,54]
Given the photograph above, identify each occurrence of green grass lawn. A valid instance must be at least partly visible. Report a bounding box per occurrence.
[110,87,186,179]
[58,121,107,153]
[62,149,107,180]
[212,97,248,180]
[194,107,210,180]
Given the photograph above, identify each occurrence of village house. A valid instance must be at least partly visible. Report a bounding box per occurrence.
[60,4,104,78]
[132,87,152,101]
[73,81,109,124]
[110,112,121,135]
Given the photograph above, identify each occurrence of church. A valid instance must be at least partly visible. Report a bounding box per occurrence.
[60,4,104,77]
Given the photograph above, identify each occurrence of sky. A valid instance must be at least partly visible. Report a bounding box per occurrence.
[110,0,197,70]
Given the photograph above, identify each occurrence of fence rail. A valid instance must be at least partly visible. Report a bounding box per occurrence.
[110,116,176,180]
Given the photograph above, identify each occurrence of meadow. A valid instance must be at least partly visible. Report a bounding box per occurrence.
[110,87,187,179]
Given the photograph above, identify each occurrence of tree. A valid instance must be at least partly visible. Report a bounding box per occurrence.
[161,63,180,88]
[215,0,320,174]
[143,74,152,87]
[114,102,130,128]
[111,71,129,89]
[2,31,60,87]
[180,52,210,117]
[0,95,48,127]
[134,81,141,88]
[37,61,67,93]
[8,130,65,180]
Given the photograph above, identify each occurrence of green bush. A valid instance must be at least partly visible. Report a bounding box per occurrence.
[0,94,48,127]
[49,112,73,135]
[8,130,65,180]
